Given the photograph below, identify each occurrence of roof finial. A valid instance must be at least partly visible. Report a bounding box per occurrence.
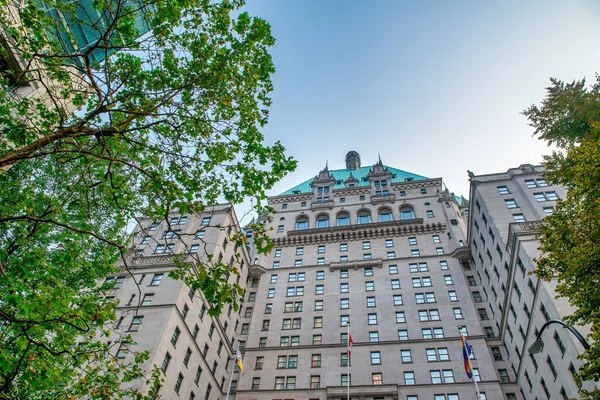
[378,153,382,164]
[325,160,328,170]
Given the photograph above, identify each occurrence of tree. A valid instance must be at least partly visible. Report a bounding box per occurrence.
[0,0,295,398]
[523,76,600,396]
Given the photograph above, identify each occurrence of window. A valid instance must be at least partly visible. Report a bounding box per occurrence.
[265,303,273,314]
[161,352,171,373]
[277,225,284,233]
[363,253,372,260]
[314,285,324,295]
[396,311,406,323]
[274,377,284,390]
[314,316,323,328]
[340,243,348,251]
[150,274,164,286]
[505,199,518,208]
[513,213,526,222]
[367,296,377,307]
[183,347,192,367]
[368,313,378,325]
[389,265,398,274]
[357,210,372,224]
[267,288,275,298]
[171,327,181,346]
[368,331,379,342]
[310,375,321,389]
[314,213,330,228]
[478,308,489,320]
[364,267,373,276]
[199,304,206,320]
[314,300,323,311]
[294,216,311,231]
[432,235,441,243]
[453,308,463,319]
[554,332,566,356]
[370,351,381,365]
[409,263,429,272]
[386,251,396,259]
[497,185,510,195]
[404,371,415,385]
[427,210,434,218]
[340,255,348,262]
[398,329,409,340]
[251,378,260,390]
[411,249,420,257]
[174,373,184,394]
[443,275,453,285]
[408,237,418,245]
[142,293,154,306]
[370,372,384,386]
[391,279,401,289]
[448,291,458,301]
[244,307,253,317]
[286,287,304,297]
[341,374,351,386]
[365,281,375,291]
[412,277,432,287]
[317,245,325,254]
[436,247,444,255]
[385,239,394,248]
[310,354,322,368]
[340,298,349,309]
[400,206,416,220]
[337,213,350,227]
[128,316,143,332]
[313,334,322,345]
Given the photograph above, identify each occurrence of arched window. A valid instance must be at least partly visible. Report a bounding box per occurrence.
[336,212,350,227]
[378,207,393,222]
[399,206,416,220]
[357,210,372,224]
[316,214,330,229]
[295,216,309,230]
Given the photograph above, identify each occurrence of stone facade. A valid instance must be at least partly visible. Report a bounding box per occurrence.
[235,154,504,400]
[467,165,598,399]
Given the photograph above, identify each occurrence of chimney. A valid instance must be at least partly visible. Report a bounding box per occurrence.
[345,151,361,170]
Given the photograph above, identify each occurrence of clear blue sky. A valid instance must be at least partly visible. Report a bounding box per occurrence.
[236,0,600,220]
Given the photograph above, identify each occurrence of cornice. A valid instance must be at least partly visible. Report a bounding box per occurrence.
[274,220,446,247]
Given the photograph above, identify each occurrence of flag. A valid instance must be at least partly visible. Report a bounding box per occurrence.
[461,335,473,379]
[347,333,354,357]
[236,349,244,374]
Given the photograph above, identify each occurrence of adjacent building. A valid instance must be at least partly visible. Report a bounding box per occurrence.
[104,205,253,399]
[467,165,598,399]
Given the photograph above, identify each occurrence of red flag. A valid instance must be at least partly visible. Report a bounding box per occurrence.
[347,333,354,357]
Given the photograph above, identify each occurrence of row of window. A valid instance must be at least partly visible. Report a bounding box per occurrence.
[105,273,164,289]
[280,236,443,257]
[147,216,211,230]
[252,367,481,390]
[266,271,454,287]
[273,247,447,268]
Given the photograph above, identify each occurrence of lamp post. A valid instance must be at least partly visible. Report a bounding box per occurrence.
[527,319,590,354]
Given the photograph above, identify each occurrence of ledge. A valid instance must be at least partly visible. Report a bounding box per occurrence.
[329,258,383,271]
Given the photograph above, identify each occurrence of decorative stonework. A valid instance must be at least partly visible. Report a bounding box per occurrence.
[506,221,542,253]
[326,384,399,400]
[311,200,336,211]
[370,193,396,205]
[329,258,383,271]
[275,220,445,247]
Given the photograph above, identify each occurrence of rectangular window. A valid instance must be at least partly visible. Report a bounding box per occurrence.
[312,354,321,367]
[411,249,420,257]
[340,298,349,309]
[513,213,526,222]
[505,199,518,208]
[427,210,434,218]
[497,185,510,195]
[408,237,417,245]
[368,313,378,325]
[389,265,398,274]
[404,371,415,385]
[391,279,401,289]
[150,274,164,286]
[315,300,323,311]
[432,235,441,243]
[387,251,396,259]
[370,351,381,364]
[369,331,379,342]
[340,243,348,251]
[396,311,406,323]
[314,316,323,328]
[313,335,322,345]
[398,329,409,340]
[385,239,394,247]
[363,241,371,250]
[364,267,373,276]
[367,296,376,307]
[365,281,375,291]
[393,294,403,305]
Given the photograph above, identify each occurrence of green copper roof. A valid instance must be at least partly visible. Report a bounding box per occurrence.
[280,165,429,195]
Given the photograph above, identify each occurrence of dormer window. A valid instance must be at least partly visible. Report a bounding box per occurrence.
[374,180,389,196]
[316,186,330,202]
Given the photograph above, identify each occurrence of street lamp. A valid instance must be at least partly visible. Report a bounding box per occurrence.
[527,319,590,355]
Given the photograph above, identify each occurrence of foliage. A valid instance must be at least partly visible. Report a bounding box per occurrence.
[523,76,600,396]
[0,0,295,398]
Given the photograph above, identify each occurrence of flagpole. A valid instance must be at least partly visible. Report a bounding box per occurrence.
[225,343,239,400]
[347,323,350,400]
[472,376,482,399]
